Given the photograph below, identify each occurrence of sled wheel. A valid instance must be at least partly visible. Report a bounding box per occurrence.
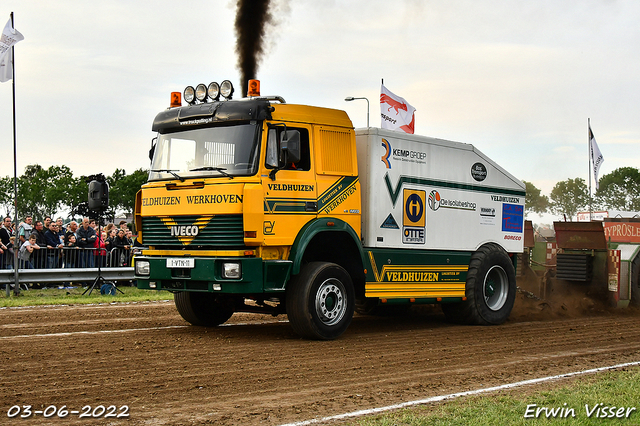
[286,262,355,340]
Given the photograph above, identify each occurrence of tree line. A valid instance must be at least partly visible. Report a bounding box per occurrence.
[3,164,637,223]
[0,165,148,220]
[525,166,640,220]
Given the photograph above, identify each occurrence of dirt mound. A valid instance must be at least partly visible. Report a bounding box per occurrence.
[511,265,635,322]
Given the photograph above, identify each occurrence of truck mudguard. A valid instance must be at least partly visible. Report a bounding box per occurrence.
[289,217,365,276]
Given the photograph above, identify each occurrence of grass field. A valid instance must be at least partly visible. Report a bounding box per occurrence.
[0,285,172,307]
[348,368,640,426]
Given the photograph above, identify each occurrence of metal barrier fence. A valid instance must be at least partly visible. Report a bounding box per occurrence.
[6,247,134,269]
[0,247,136,286]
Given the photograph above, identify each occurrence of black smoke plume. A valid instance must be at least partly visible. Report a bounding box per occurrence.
[235,0,272,97]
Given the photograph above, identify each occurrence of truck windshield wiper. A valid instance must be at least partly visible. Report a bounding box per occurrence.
[189,167,234,179]
[151,169,185,182]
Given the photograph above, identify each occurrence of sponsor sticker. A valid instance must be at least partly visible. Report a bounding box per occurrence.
[380,213,400,229]
[480,206,496,226]
[381,138,427,169]
[502,203,524,233]
[471,162,487,181]
[403,189,426,244]
[480,207,496,217]
[403,227,425,244]
[404,190,426,227]
[428,190,476,212]
[381,138,392,169]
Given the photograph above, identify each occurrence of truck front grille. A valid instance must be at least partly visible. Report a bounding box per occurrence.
[141,214,245,249]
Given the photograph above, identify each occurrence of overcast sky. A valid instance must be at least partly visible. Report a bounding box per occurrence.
[1,0,639,223]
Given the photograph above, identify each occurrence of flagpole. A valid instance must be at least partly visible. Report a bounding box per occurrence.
[10,11,19,296]
[588,118,592,222]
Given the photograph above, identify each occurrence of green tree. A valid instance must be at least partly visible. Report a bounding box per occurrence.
[550,178,589,220]
[0,176,14,217]
[16,165,48,218]
[16,165,82,218]
[67,175,94,220]
[108,168,148,215]
[523,181,549,215]
[1,165,148,221]
[595,167,640,211]
[42,165,77,215]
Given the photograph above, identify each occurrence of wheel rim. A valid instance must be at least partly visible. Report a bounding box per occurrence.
[315,278,347,326]
[483,265,509,311]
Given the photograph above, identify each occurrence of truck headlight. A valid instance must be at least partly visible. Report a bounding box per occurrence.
[208,82,220,101]
[220,80,234,99]
[195,83,207,102]
[184,86,196,104]
[222,262,241,279]
[136,260,150,276]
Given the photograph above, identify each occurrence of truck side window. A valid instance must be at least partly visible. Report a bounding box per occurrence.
[265,127,311,171]
[266,129,279,168]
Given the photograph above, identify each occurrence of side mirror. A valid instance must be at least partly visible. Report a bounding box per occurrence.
[280,130,301,164]
[149,138,157,162]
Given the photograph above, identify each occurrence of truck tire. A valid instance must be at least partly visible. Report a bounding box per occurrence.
[174,292,234,326]
[442,243,516,325]
[286,262,355,340]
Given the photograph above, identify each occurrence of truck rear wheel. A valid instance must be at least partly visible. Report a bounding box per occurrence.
[174,292,234,326]
[442,243,516,325]
[286,262,355,340]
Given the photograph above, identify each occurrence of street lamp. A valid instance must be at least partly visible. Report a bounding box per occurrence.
[345,96,370,128]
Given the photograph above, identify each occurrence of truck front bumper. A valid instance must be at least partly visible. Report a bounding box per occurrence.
[135,256,292,294]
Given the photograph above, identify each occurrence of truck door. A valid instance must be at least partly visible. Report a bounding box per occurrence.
[262,125,317,246]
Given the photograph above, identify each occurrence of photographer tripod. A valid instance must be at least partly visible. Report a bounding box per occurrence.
[82,217,124,296]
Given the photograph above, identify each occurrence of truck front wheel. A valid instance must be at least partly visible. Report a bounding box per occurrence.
[286,262,355,340]
[174,292,235,326]
[442,243,516,325]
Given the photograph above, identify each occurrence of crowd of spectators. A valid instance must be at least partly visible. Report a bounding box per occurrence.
[1,215,140,270]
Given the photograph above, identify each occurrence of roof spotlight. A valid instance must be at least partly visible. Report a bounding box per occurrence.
[207,82,220,101]
[195,84,208,102]
[220,80,234,100]
[184,86,196,105]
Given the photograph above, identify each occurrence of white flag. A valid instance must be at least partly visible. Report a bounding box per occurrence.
[380,84,415,134]
[0,18,24,83]
[0,48,13,83]
[589,125,604,190]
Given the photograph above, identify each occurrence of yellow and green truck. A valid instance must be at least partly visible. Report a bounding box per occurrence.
[134,80,526,339]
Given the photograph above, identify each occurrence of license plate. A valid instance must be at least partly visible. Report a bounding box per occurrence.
[166,258,195,268]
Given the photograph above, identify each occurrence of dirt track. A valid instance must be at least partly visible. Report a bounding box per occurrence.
[2,289,640,425]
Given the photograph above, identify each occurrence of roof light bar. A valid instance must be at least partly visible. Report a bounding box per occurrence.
[182,80,234,104]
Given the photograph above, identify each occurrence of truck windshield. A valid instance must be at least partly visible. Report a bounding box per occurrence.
[148,123,260,181]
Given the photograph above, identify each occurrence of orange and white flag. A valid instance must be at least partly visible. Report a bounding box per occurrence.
[380,84,415,134]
